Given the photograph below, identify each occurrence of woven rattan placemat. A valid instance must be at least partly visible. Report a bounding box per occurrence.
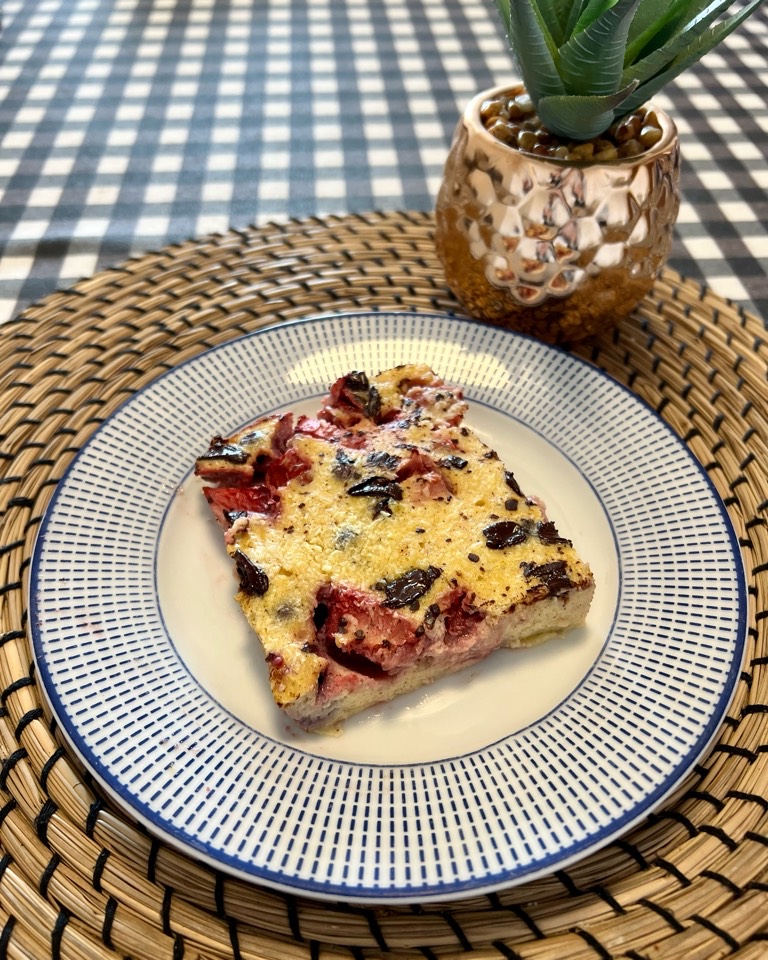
[1,210,767,960]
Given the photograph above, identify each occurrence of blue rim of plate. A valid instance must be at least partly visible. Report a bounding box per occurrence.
[29,311,747,903]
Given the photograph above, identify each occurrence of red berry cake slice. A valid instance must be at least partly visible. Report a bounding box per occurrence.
[195,364,595,732]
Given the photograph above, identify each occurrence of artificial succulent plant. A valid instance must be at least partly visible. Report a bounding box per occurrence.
[494,0,766,140]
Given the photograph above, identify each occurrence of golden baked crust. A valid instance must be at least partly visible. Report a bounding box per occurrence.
[195,364,594,731]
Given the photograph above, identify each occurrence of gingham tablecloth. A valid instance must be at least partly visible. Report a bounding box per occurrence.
[1,0,767,325]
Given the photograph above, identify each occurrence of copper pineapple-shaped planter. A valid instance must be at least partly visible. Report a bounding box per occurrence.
[434,85,681,344]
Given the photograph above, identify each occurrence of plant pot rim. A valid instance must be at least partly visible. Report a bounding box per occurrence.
[465,83,679,168]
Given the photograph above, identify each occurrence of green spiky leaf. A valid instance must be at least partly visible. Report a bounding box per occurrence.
[626,0,692,54]
[538,0,582,45]
[497,0,766,140]
[537,85,639,139]
[563,0,592,37]
[627,0,742,61]
[506,0,566,103]
[573,0,631,34]
[559,0,642,95]
[621,0,766,109]
[624,0,737,82]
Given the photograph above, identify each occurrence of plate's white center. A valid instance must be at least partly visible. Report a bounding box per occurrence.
[157,400,618,763]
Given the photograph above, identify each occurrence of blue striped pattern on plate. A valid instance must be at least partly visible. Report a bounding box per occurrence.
[29,312,746,903]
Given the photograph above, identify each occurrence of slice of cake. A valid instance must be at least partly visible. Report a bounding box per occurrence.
[195,364,594,731]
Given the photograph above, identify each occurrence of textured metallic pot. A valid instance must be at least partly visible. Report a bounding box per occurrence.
[434,85,681,344]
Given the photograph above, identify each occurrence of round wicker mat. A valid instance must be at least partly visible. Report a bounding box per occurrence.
[1,210,767,960]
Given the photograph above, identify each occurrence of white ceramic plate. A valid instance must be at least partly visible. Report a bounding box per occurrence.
[30,312,746,903]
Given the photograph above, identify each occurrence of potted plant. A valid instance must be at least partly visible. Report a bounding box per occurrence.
[434,0,765,344]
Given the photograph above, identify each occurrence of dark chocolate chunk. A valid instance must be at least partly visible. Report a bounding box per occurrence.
[374,565,442,608]
[483,520,529,549]
[366,450,400,470]
[439,455,468,469]
[332,449,359,480]
[200,435,247,463]
[423,603,441,629]
[363,386,382,420]
[504,470,523,496]
[504,498,519,512]
[467,552,480,562]
[343,371,369,391]
[342,372,382,420]
[236,430,265,445]
[521,560,574,596]
[233,549,269,596]
[347,476,403,501]
[537,520,572,545]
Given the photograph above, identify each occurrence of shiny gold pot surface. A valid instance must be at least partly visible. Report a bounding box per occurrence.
[434,85,681,344]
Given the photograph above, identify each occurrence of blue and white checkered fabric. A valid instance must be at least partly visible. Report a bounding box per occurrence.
[1,0,767,323]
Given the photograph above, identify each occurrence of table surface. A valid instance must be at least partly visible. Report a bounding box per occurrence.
[2,0,768,326]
